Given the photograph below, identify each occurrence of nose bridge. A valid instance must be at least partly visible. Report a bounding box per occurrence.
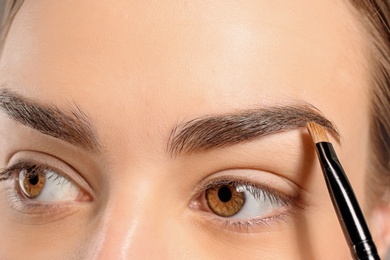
[97,211,167,259]
[94,173,174,259]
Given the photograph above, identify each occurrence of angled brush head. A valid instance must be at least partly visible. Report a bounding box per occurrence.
[307,122,329,143]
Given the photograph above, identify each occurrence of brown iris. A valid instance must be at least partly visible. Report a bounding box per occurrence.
[21,169,46,198]
[205,183,245,217]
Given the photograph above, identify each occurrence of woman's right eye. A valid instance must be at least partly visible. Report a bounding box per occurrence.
[1,162,91,205]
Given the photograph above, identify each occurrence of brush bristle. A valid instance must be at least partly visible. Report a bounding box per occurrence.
[307,122,329,143]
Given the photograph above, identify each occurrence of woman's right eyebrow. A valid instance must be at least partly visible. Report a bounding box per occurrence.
[0,88,100,151]
[168,104,339,157]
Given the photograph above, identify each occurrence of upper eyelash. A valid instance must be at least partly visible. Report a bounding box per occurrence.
[0,161,65,183]
[0,166,14,181]
[0,171,10,181]
[199,176,298,207]
[0,162,32,181]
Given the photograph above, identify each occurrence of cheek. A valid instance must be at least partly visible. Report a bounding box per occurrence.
[296,213,351,259]
[185,212,351,259]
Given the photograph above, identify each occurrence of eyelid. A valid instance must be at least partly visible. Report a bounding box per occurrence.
[190,178,303,233]
[3,183,83,224]
[196,176,301,211]
[189,168,305,230]
[1,151,95,200]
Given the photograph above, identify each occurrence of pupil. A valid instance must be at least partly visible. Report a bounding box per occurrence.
[28,174,39,185]
[218,186,232,202]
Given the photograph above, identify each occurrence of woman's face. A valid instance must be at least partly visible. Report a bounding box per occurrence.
[0,0,386,259]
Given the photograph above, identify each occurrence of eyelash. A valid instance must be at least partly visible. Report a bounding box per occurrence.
[194,176,302,231]
[0,161,59,182]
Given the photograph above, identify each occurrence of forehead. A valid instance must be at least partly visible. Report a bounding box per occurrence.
[0,1,369,149]
[2,1,366,92]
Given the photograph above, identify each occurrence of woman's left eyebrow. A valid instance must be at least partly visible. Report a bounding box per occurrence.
[0,88,100,151]
[168,104,339,156]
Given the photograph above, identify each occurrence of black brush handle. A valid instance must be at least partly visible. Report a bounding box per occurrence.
[316,142,380,260]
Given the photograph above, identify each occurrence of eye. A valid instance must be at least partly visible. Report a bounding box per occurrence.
[3,162,90,203]
[199,179,287,220]
[18,165,84,203]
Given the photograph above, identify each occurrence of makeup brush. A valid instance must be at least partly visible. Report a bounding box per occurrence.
[307,122,380,260]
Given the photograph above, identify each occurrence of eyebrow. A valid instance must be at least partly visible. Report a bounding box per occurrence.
[168,104,339,156]
[0,89,99,151]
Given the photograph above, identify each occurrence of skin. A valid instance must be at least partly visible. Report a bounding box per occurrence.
[0,0,388,259]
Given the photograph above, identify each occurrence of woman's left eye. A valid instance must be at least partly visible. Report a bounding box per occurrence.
[198,180,287,220]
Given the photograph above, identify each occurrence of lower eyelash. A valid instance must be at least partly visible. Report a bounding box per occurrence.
[222,209,290,229]
[1,185,79,227]
[204,205,299,235]
[2,179,55,213]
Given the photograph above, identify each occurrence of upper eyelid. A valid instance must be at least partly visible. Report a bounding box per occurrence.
[194,171,287,193]
[0,162,67,185]
[0,162,26,180]
[195,175,295,201]
[2,161,41,172]
[197,176,268,193]
[1,161,59,175]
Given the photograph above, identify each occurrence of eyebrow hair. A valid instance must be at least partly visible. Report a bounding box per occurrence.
[0,89,99,150]
[168,104,339,156]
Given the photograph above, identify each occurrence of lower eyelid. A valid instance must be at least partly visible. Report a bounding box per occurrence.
[1,176,86,224]
[190,205,296,234]
[222,210,291,232]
